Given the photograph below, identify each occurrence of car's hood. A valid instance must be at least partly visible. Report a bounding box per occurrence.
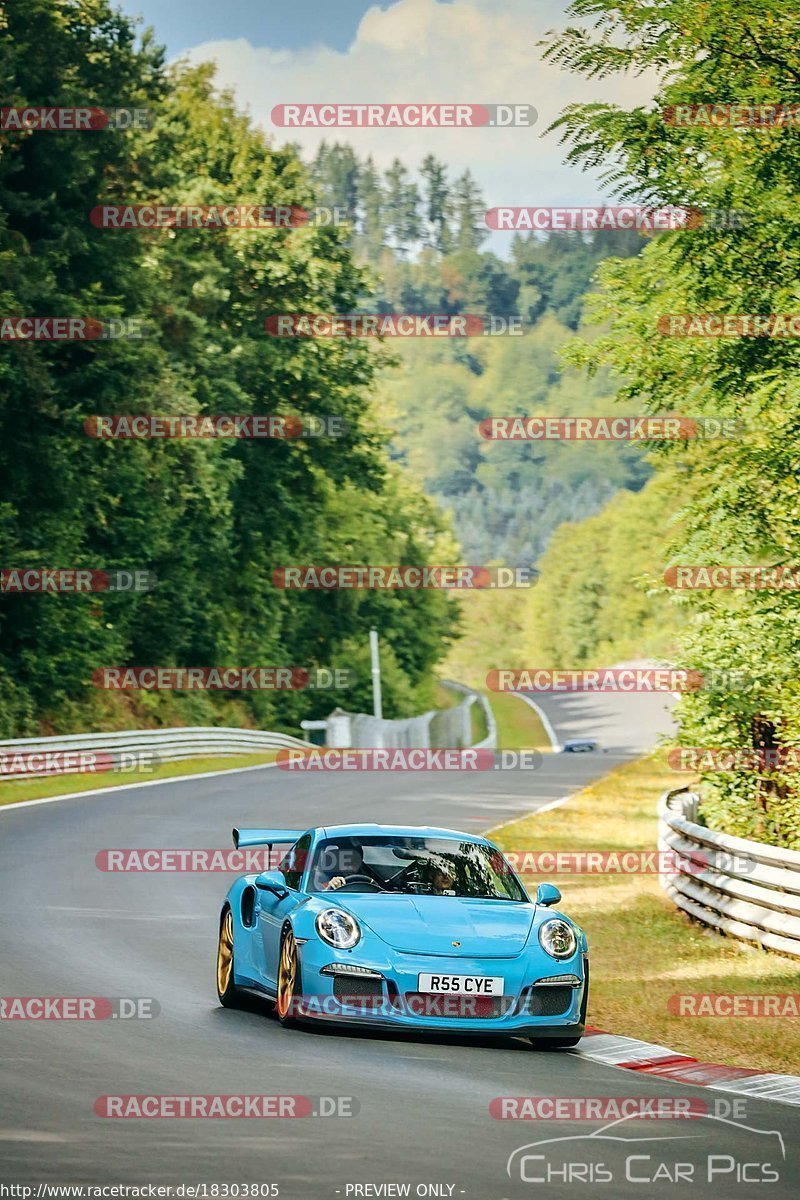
[332,894,536,957]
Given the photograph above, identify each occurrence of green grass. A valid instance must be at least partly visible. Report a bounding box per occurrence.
[489,752,800,1076]
[434,682,461,709]
[488,690,550,750]
[0,751,279,808]
[433,683,547,749]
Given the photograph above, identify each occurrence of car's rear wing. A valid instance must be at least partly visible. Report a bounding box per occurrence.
[232,827,304,849]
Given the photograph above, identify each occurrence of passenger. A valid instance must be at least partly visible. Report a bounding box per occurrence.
[430,865,456,894]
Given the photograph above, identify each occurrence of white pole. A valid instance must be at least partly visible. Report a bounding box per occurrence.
[369,628,383,720]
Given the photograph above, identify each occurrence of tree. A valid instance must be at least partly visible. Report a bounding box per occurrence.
[383,158,421,256]
[451,170,487,252]
[543,0,800,847]
[309,140,359,221]
[420,154,451,252]
[356,154,385,254]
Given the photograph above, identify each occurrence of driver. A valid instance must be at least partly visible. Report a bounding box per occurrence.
[319,844,365,891]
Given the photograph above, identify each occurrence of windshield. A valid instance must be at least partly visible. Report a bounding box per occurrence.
[307,836,527,901]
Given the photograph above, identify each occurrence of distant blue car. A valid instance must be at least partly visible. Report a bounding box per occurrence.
[216,824,588,1046]
[561,739,598,753]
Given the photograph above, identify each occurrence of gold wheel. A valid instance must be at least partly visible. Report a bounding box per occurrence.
[276,929,298,1021]
[217,908,234,1000]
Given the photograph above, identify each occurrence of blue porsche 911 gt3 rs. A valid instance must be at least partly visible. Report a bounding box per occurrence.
[216,823,588,1046]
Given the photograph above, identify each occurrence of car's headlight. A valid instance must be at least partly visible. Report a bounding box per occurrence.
[538,918,577,960]
[315,908,361,949]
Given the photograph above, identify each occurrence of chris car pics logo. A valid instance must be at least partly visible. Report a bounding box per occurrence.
[506,1113,785,1185]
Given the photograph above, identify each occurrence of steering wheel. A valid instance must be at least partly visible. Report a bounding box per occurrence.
[335,874,384,893]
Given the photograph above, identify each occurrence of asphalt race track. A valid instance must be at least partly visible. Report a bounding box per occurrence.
[2,692,798,1198]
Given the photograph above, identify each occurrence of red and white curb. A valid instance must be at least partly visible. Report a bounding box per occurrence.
[572,1027,800,1108]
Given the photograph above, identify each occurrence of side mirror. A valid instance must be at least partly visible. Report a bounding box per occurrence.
[255,870,289,899]
[536,882,561,907]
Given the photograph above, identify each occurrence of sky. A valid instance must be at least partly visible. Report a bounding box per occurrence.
[117,0,659,217]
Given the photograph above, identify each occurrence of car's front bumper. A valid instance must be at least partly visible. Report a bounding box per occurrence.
[292,938,587,1035]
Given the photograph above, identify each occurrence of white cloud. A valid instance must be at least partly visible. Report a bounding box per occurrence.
[181,0,659,216]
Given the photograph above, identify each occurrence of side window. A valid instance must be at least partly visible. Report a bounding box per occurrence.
[279,833,312,890]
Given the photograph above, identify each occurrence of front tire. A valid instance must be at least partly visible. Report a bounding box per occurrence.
[276,926,303,1026]
[216,906,241,1008]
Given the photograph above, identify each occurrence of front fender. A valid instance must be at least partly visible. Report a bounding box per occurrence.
[220,874,264,985]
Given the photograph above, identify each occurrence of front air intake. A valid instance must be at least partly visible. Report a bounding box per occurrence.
[332,976,383,999]
[528,986,573,1017]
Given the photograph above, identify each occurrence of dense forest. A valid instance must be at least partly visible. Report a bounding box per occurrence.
[308,143,648,565]
[6,0,799,854]
[0,2,650,737]
[445,0,800,851]
[0,1,461,736]
[527,0,800,848]
[308,141,642,327]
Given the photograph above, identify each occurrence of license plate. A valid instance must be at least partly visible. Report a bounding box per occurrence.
[417,973,504,996]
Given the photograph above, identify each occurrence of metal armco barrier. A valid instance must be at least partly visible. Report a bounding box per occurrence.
[0,726,315,781]
[658,787,800,959]
[439,679,497,750]
[324,680,497,751]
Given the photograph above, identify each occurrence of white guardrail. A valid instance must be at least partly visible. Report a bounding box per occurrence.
[0,681,496,782]
[440,679,497,750]
[658,788,800,959]
[323,680,497,751]
[0,726,316,781]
